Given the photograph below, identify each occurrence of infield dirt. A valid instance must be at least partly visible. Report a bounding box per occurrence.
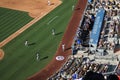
[0,49,4,60]
[0,0,61,18]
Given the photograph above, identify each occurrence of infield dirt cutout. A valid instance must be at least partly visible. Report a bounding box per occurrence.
[0,49,4,60]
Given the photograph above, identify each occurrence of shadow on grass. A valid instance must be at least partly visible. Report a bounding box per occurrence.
[55,32,63,36]
[28,42,36,46]
[40,56,48,61]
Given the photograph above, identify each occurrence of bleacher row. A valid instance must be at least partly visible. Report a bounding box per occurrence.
[48,56,117,80]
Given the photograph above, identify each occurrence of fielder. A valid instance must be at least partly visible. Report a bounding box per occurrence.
[36,53,40,61]
[52,28,55,35]
[72,5,75,11]
[25,40,28,46]
[47,0,51,6]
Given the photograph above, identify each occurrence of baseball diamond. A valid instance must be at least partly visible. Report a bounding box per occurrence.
[1,0,120,80]
[0,0,80,80]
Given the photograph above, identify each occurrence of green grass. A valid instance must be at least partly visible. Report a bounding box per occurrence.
[0,7,33,42]
[0,0,78,80]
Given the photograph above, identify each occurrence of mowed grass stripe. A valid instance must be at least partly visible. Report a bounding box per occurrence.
[0,12,29,28]
[0,7,33,42]
[0,13,29,31]
[0,15,32,40]
[0,8,31,26]
[1,16,31,40]
[0,10,17,23]
[0,9,26,29]
[0,13,19,29]
[0,0,78,80]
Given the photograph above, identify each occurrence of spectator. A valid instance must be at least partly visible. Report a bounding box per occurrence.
[107,74,119,80]
[82,71,105,80]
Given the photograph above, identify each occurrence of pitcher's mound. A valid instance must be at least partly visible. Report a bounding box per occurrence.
[0,49,4,60]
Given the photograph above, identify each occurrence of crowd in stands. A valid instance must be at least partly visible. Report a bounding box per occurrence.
[48,56,118,80]
[88,0,120,11]
[83,71,119,80]
[97,10,120,50]
[72,0,120,55]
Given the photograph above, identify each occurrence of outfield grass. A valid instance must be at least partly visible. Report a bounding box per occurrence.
[0,7,33,42]
[0,0,78,80]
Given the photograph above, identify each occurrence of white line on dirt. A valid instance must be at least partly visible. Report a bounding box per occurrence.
[47,16,58,25]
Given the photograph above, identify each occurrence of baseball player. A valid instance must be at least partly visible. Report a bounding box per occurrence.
[36,53,40,61]
[62,44,65,52]
[48,0,51,6]
[25,40,28,46]
[52,28,55,35]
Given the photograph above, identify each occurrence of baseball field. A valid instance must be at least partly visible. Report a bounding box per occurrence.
[0,0,79,80]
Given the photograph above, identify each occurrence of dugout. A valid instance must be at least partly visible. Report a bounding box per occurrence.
[89,8,105,52]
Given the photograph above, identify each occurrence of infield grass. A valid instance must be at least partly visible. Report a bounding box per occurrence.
[0,0,78,80]
[0,7,33,42]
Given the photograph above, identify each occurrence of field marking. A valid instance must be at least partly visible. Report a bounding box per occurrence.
[47,16,58,25]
